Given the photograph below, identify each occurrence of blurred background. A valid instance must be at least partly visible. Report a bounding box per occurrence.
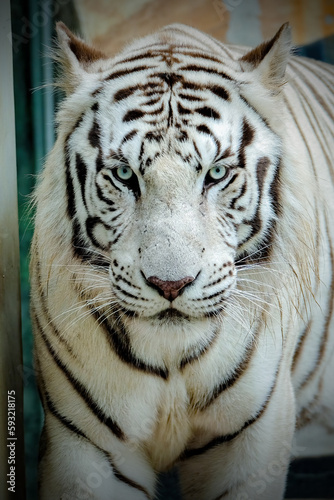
[8,0,334,498]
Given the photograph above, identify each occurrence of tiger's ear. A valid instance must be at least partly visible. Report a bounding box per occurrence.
[55,22,107,95]
[239,23,292,93]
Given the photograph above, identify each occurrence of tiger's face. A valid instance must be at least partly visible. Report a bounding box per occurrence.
[63,37,282,322]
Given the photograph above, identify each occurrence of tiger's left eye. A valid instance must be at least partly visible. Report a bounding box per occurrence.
[116,166,133,181]
[204,165,228,188]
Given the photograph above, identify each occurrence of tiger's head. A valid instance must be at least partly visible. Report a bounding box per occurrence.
[44,23,291,327]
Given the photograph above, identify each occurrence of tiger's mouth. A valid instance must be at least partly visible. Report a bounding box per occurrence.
[154,307,190,323]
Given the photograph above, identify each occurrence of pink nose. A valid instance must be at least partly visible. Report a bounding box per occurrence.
[147,276,195,301]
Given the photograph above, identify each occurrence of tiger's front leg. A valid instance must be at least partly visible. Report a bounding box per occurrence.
[39,411,156,500]
[178,373,296,500]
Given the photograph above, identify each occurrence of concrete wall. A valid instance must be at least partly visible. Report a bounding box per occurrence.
[73,0,334,54]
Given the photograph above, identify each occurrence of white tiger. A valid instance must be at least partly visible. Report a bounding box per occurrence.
[30,21,334,500]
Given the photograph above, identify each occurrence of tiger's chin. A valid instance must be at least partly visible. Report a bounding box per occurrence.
[145,304,226,327]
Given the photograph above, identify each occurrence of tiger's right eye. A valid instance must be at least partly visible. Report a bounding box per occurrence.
[115,166,133,182]
[111,165,141,199]
[208,165,226,181]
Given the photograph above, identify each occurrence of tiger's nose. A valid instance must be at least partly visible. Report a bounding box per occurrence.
[146,275,195,301]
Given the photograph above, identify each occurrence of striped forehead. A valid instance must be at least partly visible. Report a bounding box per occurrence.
[102,47,235,110]
[90,49,242,174]
[67,45,277,177]
[69,95,270,183]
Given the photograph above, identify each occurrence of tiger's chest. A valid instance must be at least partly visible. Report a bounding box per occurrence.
[140,360,266,471]
[138,319,285,471]
[145,375,192,470]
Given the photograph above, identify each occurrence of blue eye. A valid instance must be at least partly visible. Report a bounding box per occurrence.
[112,165,141,198]
[204,165,229,189]
[116,166,133,181]
[208,165,226,180]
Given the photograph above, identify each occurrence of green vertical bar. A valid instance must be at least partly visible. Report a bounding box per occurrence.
[0,0,26,498]
[42,0,55,156]
[29,0,46,173]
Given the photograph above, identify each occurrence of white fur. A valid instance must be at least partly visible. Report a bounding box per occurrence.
[31,23,334,500]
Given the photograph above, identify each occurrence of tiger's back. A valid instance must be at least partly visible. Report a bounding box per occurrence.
[31,22,334,500]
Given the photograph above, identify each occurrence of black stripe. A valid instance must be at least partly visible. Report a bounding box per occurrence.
[239,94,271,129]
[123,109,144,122]
[235,157,276,258]
[291,78,334,183]
[96,150,106,172]
[34,260,80,358]
[196,125,220,157]
[43,383,152,499]
[196,124,210,135]
[44,389,87,440]
[116,50,156,65]
[96,179,117,208]
[210,85,230,101]
[298,225,334,391]
[179,50,223,64]
[195,288,227,301]
[114,86,138,102]
[71,220,91,261]
[178,93,203,102]
[90,307,169,380]
[145,131,163,142]
[72,112,85,131]
[269,157,281,216]
[204,304,225,318]
[203,275,232,290]
[238,119,254,168]
[195,106,220,119]
[246,156,271,238]
[230,178,246,210]
[181,361,279,459]
[179,326,219,370]
[65,142,76,219]
[105,65,151,81]
[114,81,164,101]
[85,216,112,250]
[220,173,240,195]
[92,86,102,97]
[76,153,88,210]
[153,72,184,88]
[112,465,152,499]
[292,320,312,372]
[283,97,317,179]
[215,146,232,163]
[88,119,100,149]
[193,140,202,161]
[182,81,203,92]
[112,272,140,290]
[196,332,257,410]
[179,64,232,81]
[145,97,161,106]
[291,59,334,120]
[139,140,145,161]
[72,218,91,262]
[121,129,138,145]
[178,102,192,115]
[146,102,164,115]
[296,58,334,93]
[34,311,125,440]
